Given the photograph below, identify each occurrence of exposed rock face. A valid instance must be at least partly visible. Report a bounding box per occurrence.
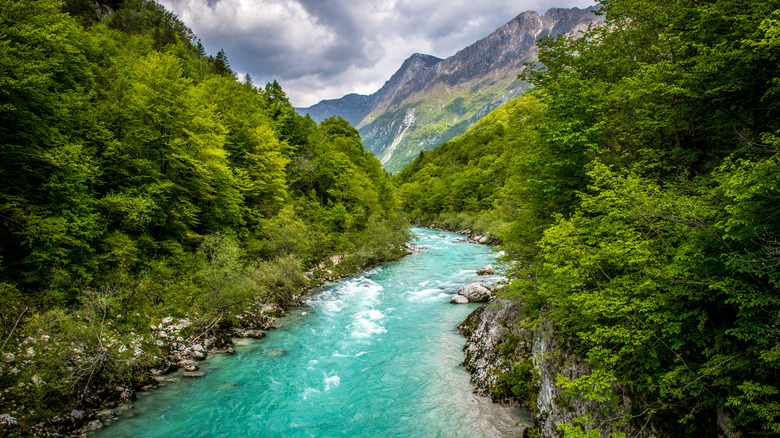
[459,298,651,438]
[458,283,492,302]
[532,321,637,438]
[297,7,602,173]
[94,2,114,21]
[459,298,525,392]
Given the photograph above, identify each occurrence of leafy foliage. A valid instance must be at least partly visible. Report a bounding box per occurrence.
[397,0,780,435]
[0,0,407,428]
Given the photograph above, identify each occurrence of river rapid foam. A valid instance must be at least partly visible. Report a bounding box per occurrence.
[90,227,528,437]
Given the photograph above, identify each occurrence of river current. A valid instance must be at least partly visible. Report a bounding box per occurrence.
[92,228,527,437]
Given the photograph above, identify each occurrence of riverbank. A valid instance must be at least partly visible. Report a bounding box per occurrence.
[416,224,502,246]
[0,241,412,437]
[458,296,661,438]
[83,227,525,438]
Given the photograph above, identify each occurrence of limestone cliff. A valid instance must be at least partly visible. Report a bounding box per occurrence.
[459,297,650,438]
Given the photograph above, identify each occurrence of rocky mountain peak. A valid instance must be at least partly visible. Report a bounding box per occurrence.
[373,53,442,109]
[297,6,602,172]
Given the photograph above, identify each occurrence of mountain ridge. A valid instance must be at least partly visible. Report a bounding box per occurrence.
[298,6,602,172]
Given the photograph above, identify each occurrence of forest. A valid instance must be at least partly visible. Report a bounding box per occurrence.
[0,0,407,431]
[3,0,780,436]
[396,0,780,435]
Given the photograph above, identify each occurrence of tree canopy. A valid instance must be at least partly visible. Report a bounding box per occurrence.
[0,0,407,429]
[396,0,780,435]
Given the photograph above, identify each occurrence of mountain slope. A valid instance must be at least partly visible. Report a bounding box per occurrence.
[298,6,601,173]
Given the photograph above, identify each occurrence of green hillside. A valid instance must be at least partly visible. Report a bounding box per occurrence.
[0,0,406,430]
[360,68,528,173]
[395,0,780,435]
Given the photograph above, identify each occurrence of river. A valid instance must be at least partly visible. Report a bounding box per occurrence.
[91,227,528,437]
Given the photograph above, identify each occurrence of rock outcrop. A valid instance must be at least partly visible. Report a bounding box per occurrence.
[459,298,524,391]
[531,321,637,438]
[459,298,648,438]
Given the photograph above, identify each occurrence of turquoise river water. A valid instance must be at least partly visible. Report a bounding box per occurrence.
[92,228,528,437]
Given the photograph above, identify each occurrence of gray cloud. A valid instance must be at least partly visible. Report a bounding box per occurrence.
[158,0,596,106]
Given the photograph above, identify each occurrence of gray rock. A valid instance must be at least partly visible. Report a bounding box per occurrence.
[192,350,206,360]
[458,298,517,393]
[182,371,204,378]
[0,414,18,427]
[450,295,470,304]
[261,303,285,317]
[476,265,494,275]
[96,409,114,420]
[70,410,86,420]
[459,297,654,438]
[458,283,491,302]
[236,329,266,339]
[192,344,205,352]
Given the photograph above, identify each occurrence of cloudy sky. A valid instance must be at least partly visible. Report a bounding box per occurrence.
[157,0,595,107]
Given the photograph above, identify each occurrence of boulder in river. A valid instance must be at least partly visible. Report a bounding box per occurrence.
[450,295,470,304]
[182,371,204,378]
[458,283,491,302]
[476,265,494,275]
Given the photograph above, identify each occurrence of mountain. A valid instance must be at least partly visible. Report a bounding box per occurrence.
[297,6,602,173]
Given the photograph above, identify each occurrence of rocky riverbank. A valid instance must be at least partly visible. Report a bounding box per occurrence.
[418,225,500,246]
[458,297,644,438]
[48,302,292,436]
[2,245,417,437]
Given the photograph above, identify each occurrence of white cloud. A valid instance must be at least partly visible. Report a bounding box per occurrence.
[158,0,596,107]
